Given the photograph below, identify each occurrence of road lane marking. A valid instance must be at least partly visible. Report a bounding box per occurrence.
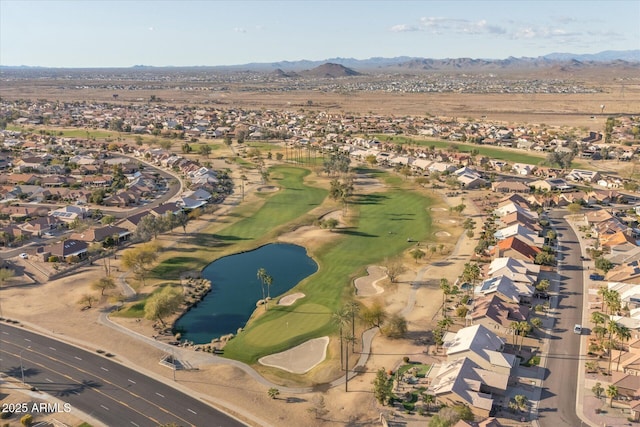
[74,356,82,360]
[187,408,197,414]
[101,367,109,371]
[24,338,31,342]
[131,422,140,427]
[49,347,56,351]
[128,379,136,384]
[100,404,109,411]
[155,392,164,398]
[46,378,53,383]
[2,331,8,335]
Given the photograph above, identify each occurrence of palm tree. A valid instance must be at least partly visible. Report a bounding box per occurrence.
[422,393,435,412]
[264,274,273,305]
[514,394,528,412]
[615,324,632,372]
[344,301,359,352]
[440,278,451,317]
[256,268,268,309]
[591,311,607,328]
[606,385,618,407]
[332,307,350,370]
[606,319,624,374]
[267,387,280,399]
[592,382,604,399]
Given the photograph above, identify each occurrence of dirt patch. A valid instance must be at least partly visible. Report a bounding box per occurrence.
[435,231,452,237]
[430,207,448,211]
[278,292,305,306]
[258,337,329,374]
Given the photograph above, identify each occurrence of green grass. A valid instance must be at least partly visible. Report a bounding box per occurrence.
[374,134,588,168]
[397,363,431,378]
[223,176,434,363]
[151,166,327,280]
[112,283,180,318]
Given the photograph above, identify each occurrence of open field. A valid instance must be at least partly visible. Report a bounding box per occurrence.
[2,66,638,129]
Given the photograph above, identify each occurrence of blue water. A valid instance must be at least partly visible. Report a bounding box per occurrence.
[174,243,318,344]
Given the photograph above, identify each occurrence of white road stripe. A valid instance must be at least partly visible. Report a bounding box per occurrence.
[155,392,164,398]
[187,408,197,414]
[49,347,56,351]
[128,379,136,384]
[2,331,9,335]
[24,338,31,342]
[74,356,82,360]
[100,405,109,411]
[100,367,109,372]
[130,422,140,427]
[46,378,53,383]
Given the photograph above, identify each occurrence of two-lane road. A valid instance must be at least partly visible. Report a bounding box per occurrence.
[537,211,584,427]
[0,323,246,427]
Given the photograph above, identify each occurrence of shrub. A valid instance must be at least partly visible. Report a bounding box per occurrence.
[0,411,11,419]
[20,414,33,427]
[403,356,410,364]
[48,256,59,263]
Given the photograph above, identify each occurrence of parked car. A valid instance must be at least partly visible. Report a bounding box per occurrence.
[18,253,28,259]
[574,324,582,334]
[589,274,604,281]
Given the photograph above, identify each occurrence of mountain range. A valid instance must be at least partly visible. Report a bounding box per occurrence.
[2,50,638,73]
[220,50,640,72]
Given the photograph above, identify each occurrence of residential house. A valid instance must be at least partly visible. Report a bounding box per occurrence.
[493,224,543,248]
[42,239,88,261]
[70,225,131,244]
[475,275,534,304]
[490,237,541,263]
[567,169,601,183]
[469,295,530,337]
[428,357,508,418]
[49,205,88,223]
[442,324,517,375]
[491,180,531,194]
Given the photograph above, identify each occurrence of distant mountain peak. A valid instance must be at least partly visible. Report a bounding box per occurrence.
[301,62,362,78]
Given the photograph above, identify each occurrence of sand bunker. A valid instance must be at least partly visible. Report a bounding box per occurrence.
[354,265,386,297]
[430,207,448,211]
[441,219,458,224]
[278,292,305,306]
[258,337,329,374]
[256,185,279,193]
[435,231,452,237]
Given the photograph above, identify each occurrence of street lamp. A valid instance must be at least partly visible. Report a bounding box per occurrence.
[20,346,31,385]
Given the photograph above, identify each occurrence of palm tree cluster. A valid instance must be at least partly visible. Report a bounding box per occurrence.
[589,287,631,375]
[256,268,273,311]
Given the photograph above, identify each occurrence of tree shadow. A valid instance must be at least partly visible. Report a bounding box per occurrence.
[4,366,40,379]
[334,229,378,238]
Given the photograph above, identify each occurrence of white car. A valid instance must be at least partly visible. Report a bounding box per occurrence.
[573,324,582,335]
[18,253,28,259]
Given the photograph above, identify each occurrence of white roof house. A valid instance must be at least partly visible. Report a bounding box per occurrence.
[475,275,534,304]
[494,224,543,247]
[429,357,508,416]
[442,324,516,374]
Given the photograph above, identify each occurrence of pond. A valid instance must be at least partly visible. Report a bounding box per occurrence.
[174,243,318,344]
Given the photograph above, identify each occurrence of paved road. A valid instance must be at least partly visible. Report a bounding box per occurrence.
[0,323,246,427]
[537,211,584,427]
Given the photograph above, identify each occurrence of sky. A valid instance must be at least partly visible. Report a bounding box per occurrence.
[1,0,639,68]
